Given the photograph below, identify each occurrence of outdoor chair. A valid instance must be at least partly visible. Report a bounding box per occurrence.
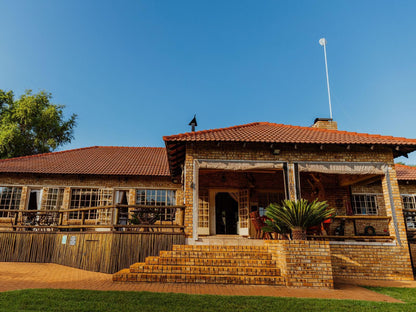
[249,211,271,239]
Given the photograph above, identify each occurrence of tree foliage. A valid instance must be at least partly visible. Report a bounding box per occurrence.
[0,89,77,159]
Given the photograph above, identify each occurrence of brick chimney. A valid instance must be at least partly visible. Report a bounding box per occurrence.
[312,118,338,130]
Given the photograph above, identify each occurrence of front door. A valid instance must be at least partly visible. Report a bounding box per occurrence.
[215,192,238,234]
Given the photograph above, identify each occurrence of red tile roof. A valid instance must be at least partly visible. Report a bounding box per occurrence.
[395,164,416,181]
[164,122,416,146]
[0,146,170,176]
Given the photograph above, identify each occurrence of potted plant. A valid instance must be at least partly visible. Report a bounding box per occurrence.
[263,199,335,240]
[262,212,291,239]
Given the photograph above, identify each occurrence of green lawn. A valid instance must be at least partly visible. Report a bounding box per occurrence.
[0,288,413,312]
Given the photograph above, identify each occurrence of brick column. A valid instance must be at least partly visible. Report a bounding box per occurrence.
[287,163,298,200]
[380,166,414,281]
[127,188,136,221]
[61,187,71,224]
[17,186,29,224]
[381,166,409,245]
[184,153,195,238]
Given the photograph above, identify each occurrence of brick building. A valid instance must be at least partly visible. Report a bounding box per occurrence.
[2,118,416,287]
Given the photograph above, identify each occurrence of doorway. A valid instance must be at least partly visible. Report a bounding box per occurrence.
[215,192,238,234]
[28,189,41,210]
[115,190,129,225]
[27,189,42,225]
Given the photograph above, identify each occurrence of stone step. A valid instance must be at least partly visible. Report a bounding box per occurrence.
[145,256,276,267]
[113,272,285,285]
[129,263,280,276]
[172,245,268,252]
[159,250,272,260]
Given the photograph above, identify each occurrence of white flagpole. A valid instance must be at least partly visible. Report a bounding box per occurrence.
[319,38,333,119]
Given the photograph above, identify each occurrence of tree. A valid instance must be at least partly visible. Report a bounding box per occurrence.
[0,89,77,159]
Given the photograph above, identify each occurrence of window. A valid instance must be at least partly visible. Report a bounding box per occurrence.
[258,192,285,217]
[198,190,209,229]
[70,189,113,220]
[136,189,176,221]
[0,187,22,218]
[351,194,378,215]
[402,195,416,229]
[44,188,64,211]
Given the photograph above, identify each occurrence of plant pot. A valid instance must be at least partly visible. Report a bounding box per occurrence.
[291,227,307,240]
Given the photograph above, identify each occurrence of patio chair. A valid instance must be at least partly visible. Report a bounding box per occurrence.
[249,211,271,239]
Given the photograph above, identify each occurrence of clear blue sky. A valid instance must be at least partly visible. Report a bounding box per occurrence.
[1,1,416,164]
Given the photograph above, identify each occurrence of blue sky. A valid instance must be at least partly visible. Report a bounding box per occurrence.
[1,1,416,163]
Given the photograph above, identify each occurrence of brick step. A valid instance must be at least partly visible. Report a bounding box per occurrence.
[159,250,272,260]
[172,245,268,252]
[145,256,276,267]
[130,263,280,276]
[113,272,285,285]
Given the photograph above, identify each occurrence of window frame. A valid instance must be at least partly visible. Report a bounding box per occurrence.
[135,189,176,221]
[351,194,379,215]
[0,186,22,218]
[44,188,65,211]
[69,188,113,220]
[402,194,416,229]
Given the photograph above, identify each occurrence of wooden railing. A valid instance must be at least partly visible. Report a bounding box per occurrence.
[0,204,186,234]
[307,215,394,242]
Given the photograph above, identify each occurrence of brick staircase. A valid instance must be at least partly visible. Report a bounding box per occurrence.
[113,244,285,285]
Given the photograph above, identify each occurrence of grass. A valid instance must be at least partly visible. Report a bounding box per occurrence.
[0,288,414,312]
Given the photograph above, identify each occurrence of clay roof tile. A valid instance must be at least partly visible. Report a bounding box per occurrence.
[395,164,416,181]
[0,146,170,176]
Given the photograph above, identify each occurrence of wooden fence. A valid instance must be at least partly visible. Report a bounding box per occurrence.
[0,232,185,273]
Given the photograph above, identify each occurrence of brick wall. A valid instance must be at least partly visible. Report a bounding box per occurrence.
[330,242,414,280]
[188,142,394,164]
[0,173,178,189]
[266,240,413,286]
[266,240,334,288]
[398,182,416,195]
[199,171,285,191]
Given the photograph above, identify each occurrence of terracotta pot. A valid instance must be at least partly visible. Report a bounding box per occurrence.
[291,227,307,240]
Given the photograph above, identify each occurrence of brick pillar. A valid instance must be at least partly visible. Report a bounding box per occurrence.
[18,186,28,211]
[127,189,136,220]
[17,186,29,224]
[381,166,409,245]
[128,189,136,205]
[61,187,71,224]
[175,188,185,227]
[184,153,195,238]
[287,163,298,200]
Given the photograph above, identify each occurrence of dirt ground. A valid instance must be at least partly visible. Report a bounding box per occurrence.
[0,262,411,303]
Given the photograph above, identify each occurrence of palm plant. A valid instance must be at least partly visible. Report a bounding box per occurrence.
[262,214,290,238]
[264,199,335,240]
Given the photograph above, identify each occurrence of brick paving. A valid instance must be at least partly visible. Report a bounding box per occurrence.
[0,262,407,303]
